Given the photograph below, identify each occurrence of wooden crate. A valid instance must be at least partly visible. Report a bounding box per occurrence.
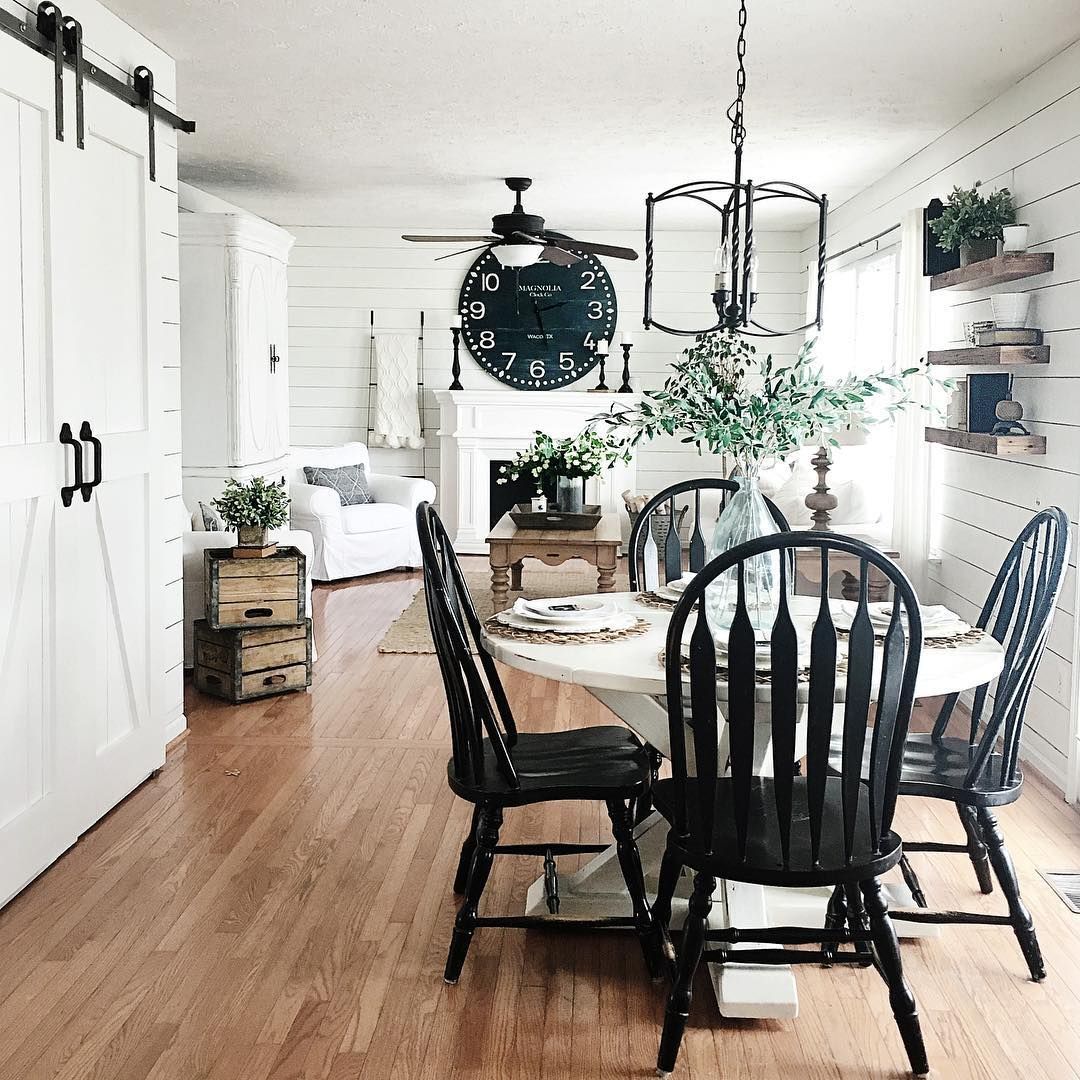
[204,545,306,630]
[194,619,312,703]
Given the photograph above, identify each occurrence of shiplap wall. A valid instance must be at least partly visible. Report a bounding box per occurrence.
[804,41,1080,792]
[285,227,805,497]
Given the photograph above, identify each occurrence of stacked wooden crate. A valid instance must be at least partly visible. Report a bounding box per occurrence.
[194,546,312,703]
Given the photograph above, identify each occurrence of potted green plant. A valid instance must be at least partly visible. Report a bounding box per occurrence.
[595,331,946,629]
[498,429,623,513]
[211,476,291,551]
[929,181,1015,266]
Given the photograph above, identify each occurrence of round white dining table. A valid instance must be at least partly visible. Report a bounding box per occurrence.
[482,591,1005,1021]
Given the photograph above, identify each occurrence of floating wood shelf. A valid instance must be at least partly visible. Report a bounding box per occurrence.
[924,427,1046,456]
[930,252,1054,292]
[926,345,1050,366]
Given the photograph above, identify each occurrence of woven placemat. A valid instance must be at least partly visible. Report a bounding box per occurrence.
[658,649,843,684]
[636,591,678,611]
[483,614,652,645]
[836,626,986,649]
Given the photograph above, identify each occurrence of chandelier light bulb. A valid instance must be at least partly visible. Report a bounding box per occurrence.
[714,239,732,291]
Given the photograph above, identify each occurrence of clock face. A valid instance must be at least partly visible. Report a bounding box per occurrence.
[458,248,618,390]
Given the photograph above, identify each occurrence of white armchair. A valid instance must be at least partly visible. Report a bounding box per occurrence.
[289,442,436,581]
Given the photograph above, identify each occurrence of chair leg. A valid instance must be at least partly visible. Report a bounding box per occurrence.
[861,878,929,1077]
[657,872,715,1078]
[844,881,876,966]
[606,799,662,979]
[444,804,502,985]
[958,803,994,896]
[977,807,1046,981]
[899,853,928,908]
[822,884,846,961]
[634,745,664,826]
[452,805,481,895]
[651,839,683,977]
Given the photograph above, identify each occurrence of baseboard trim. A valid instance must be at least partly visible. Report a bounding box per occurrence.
[165,714,188,749]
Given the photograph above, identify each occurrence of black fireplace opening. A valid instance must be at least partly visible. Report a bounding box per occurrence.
[490,461,538,527]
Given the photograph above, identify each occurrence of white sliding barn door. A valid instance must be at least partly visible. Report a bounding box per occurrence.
[51,78,165,824]
[0,40,79,905]
[0,33,167,904]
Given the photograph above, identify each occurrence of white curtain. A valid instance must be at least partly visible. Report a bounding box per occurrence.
[892,209,933,596]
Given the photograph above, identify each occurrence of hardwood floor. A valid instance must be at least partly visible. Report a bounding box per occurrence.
[2,561,1080,1078]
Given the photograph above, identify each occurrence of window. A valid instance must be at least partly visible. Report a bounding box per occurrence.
[813,247,899,379]
[801,245,902,535]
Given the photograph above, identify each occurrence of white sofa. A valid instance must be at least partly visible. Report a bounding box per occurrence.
[289,442,437,581]
[182,516,316,668]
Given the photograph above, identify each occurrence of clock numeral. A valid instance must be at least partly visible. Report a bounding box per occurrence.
[583,332,595,348]
[501,352,517,371]
[468,301,486,319]
[529,359,545,379]
[580,270,597,290]
[479,330,495,349]
[559,352,575,371]
[587,301,603,320]
[481,272,500,292]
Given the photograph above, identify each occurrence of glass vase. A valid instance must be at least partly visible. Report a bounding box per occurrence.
[705,465,781,636]
[553,475,585,514]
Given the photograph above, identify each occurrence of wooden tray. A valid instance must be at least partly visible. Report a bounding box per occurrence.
[508,503,603,531]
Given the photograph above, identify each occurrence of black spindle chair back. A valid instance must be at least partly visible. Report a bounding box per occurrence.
[417,502,520,791]
[665,532,922,872]
[931,506,1069,791]
[628,478,791,591]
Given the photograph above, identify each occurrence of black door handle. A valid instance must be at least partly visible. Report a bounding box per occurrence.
[79,420,102,501]
[59,423,83,507]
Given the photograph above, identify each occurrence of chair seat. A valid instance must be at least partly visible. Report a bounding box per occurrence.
[828,733,1023,807]
[341,501,412,535]
[447,726,651,807]
[653,776,902,886]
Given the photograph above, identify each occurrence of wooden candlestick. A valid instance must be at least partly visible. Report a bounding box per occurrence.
[805,445,838,530]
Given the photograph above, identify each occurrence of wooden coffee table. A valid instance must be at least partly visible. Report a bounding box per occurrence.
[486,512,622,611]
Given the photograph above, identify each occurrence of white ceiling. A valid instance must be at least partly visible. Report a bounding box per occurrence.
[109,0,1080,231]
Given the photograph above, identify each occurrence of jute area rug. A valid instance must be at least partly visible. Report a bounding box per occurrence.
[378,565,629,654]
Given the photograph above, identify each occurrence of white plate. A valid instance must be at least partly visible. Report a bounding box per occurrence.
[496,609,638,635]
[835,601,970,639]
[516,596,617,623]
[666,573,696,594]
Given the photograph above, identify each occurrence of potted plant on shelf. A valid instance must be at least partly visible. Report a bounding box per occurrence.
[595,330,946,630]
[211,476,291,555]
[498,429,624,514]
[929,181,1015,266]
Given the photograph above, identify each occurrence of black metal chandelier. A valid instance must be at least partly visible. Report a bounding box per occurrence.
[642,0,828,337]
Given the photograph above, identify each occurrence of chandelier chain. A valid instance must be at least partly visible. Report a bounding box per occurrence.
[726,0,748,150]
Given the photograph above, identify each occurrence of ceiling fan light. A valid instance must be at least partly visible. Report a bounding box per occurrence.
[493,242,542,268]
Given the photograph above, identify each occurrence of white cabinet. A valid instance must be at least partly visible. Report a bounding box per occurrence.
[179,214,294,506]
[0,32,172,907]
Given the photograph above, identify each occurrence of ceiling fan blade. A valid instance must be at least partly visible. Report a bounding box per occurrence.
[402,234,500,243]
[541,246,580,267]
[547,237,640,261]
[434,243,495,261]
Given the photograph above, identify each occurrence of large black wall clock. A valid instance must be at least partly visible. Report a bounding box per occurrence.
[458,248,618,390]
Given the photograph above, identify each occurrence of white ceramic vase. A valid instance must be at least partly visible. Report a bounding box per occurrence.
[1002,225,1030,252]
[991,292,1032,329]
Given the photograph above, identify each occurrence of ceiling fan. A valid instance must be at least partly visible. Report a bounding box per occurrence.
[401,177,638,268]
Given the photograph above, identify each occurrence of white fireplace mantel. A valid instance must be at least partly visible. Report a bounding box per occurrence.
[435,389,639,553]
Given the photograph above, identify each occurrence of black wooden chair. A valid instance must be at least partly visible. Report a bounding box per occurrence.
[652,533,929,1077]
[627,477,791,592]
[416,502,662,985]
[857,506,1069,981]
